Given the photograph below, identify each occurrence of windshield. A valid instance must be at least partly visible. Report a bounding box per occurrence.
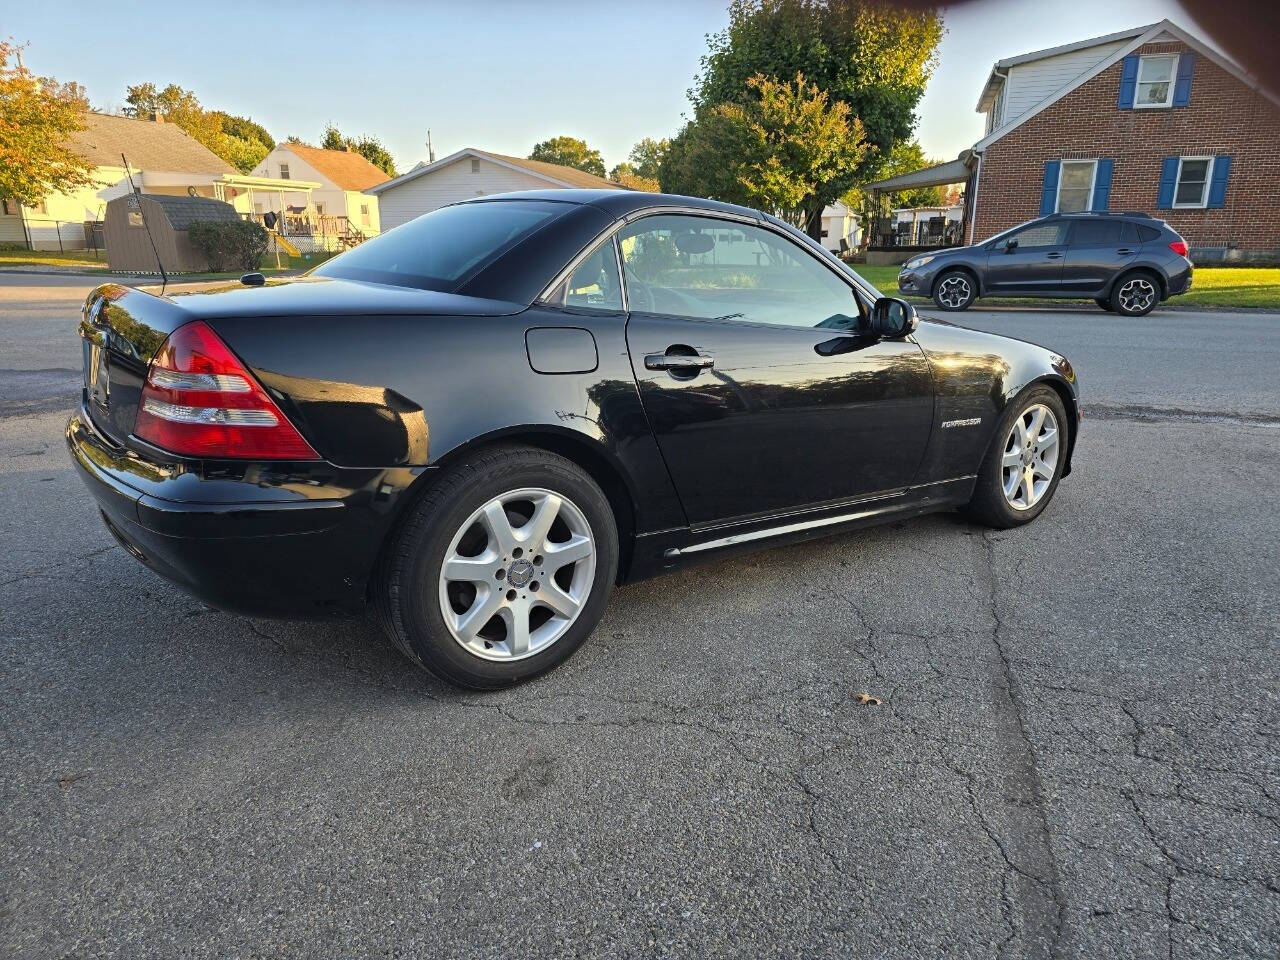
[313,200,570,291]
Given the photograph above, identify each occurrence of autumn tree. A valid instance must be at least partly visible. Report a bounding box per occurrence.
[609,138,670,190]
[662,74,867,231]
[528,136,606,177]
[317,124,397,176]
[122,83,274,174]
[842,139,948,227]
[0,41,94,205]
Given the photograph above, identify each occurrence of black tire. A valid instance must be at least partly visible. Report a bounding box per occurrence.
[964,385,1069,529]
[1109,270,1161,317]
[1094,297,1115,312]
[932,268,978,311]
[376,445,619,689]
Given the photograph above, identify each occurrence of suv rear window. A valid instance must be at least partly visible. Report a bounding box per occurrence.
[314,200,568,291]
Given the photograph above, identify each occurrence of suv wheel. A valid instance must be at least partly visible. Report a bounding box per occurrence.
[376,445,619,689]
[932,269,977,311]
[1111,272,1160,317]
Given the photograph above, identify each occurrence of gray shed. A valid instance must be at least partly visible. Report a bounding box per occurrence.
[104,193,240,274]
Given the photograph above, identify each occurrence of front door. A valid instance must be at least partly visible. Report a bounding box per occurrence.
[619,214,935,527]
[984,219,1069,295]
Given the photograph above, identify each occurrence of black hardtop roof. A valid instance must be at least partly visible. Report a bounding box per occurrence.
[457,188,769,223]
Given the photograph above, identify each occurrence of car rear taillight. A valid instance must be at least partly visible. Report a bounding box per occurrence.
[1169,239,1189,257]
[134,320,319,460]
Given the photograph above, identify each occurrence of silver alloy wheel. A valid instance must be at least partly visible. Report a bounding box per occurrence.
[439,487,596,662]
[1117,276,1156,314]
[1001,403,1060,511]
[936,275,972,309]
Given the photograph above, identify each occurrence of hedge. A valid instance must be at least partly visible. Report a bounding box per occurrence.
[187,219,269,272]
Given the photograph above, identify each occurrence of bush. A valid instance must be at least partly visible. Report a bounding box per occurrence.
[187,219,268,272]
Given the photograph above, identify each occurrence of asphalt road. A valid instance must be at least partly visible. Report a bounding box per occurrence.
[2,272,1277,959]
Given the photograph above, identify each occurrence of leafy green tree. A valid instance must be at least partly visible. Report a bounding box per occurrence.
[626,137,670,180]
[608,162,661,191]
[662,73,866,230]
[843,139,946,223]
[666,0,942,235]
[0,41,94,205]
[528,136,606,177]
[318,124,397,176]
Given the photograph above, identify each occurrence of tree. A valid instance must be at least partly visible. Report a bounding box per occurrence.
[687,0,942,188]
[318,124,397,176]
[625,137,670,180]
[843,139,946,219]
[123,83,274,174]
[0,41,94,205]
[609,167,661,192]
[528,136,606,177]
[662,73,867,234]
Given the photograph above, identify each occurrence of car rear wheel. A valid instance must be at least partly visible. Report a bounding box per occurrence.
[1110,271,1160,317]
[376,446,618,689]
[964,385,1069,529]
[932,269,977,311]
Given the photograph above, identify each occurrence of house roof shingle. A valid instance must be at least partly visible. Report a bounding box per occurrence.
[482,152,621,190]
[140,194,240,230]
[69,113,235,174]
[283,143,392,191]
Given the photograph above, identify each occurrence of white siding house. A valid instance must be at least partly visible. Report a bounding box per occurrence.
[367,148,623,231]
[977,25,1148,135]
[250,143,389,236]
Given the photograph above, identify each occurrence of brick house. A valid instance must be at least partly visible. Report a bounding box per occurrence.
[866,20,1280,263]
[967,20,1280,261]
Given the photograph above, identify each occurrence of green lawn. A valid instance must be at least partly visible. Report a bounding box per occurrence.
[853,263,1280,310]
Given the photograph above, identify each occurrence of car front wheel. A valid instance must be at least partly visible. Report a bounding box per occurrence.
[964,386,1069,529]
[932,269,977,311]
[1111,272,1160,317]
[376,446,618,688]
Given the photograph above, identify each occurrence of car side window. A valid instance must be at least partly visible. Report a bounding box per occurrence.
[1007,222,1068,248]
[1069,220,1122,246]
[557,238,623,311]
[617,215,865,332]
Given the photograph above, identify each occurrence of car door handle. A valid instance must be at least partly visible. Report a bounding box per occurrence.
[645,350,714,372]
[1045,251,1064,259]
[1116,248,1135,255]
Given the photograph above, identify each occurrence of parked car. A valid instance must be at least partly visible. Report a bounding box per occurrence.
[68,190,1079,689]
[897,211,1192,316]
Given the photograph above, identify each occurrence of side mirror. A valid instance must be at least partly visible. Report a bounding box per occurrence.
[1004,239,1018,253]
[871,296,919,339]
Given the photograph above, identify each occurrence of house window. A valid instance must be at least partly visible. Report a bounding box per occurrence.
[471,157,480,173]
[314,202,325,216]
[1173,157,1211,208]
[360,203,370,225]
[1056,160,1097,213]
[1135,55,1177,109]
[279,162,291,180]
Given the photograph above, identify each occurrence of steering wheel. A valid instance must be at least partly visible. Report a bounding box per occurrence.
[624,268,655,313]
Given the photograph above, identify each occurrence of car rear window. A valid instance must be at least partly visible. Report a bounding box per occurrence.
[313,200,569,292]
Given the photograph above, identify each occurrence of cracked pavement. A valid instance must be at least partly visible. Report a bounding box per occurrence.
[1,276,1277,958]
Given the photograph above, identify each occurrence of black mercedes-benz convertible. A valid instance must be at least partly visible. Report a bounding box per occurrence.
[68,190,1079,688]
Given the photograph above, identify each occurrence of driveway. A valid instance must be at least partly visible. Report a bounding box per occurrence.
[2,274,1277,958]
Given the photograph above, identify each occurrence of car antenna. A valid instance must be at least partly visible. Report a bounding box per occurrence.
[121,152,168,291]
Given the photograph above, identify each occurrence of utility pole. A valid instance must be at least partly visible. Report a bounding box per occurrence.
[426,130,436,164]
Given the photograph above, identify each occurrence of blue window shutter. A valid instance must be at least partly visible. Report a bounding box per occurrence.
[1156,157,1179,208]
[1173,54,1195,107]
[1040,161,1061,216]
[1118,55,1139,109]
[1208,156,1232,208]
[1091,159,1115,210]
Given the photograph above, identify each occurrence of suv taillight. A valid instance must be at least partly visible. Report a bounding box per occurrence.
[1169,239,1189,257]
[135,320,319,459]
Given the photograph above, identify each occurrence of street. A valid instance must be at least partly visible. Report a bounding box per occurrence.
[1,272,1277,958]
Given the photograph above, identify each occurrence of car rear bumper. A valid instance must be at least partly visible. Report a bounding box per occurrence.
[66,407,412,618]
[1167,262,1193,297]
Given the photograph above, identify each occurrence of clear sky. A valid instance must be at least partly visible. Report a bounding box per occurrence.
[11,0,1201,173]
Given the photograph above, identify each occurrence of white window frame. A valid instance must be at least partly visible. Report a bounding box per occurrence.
[1055,159,1098,213]
[279,162,291,180]
[1172,156,1212,209]
[1134,54,1177,110]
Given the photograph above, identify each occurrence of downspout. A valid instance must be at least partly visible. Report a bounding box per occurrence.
[966,151,984,245]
